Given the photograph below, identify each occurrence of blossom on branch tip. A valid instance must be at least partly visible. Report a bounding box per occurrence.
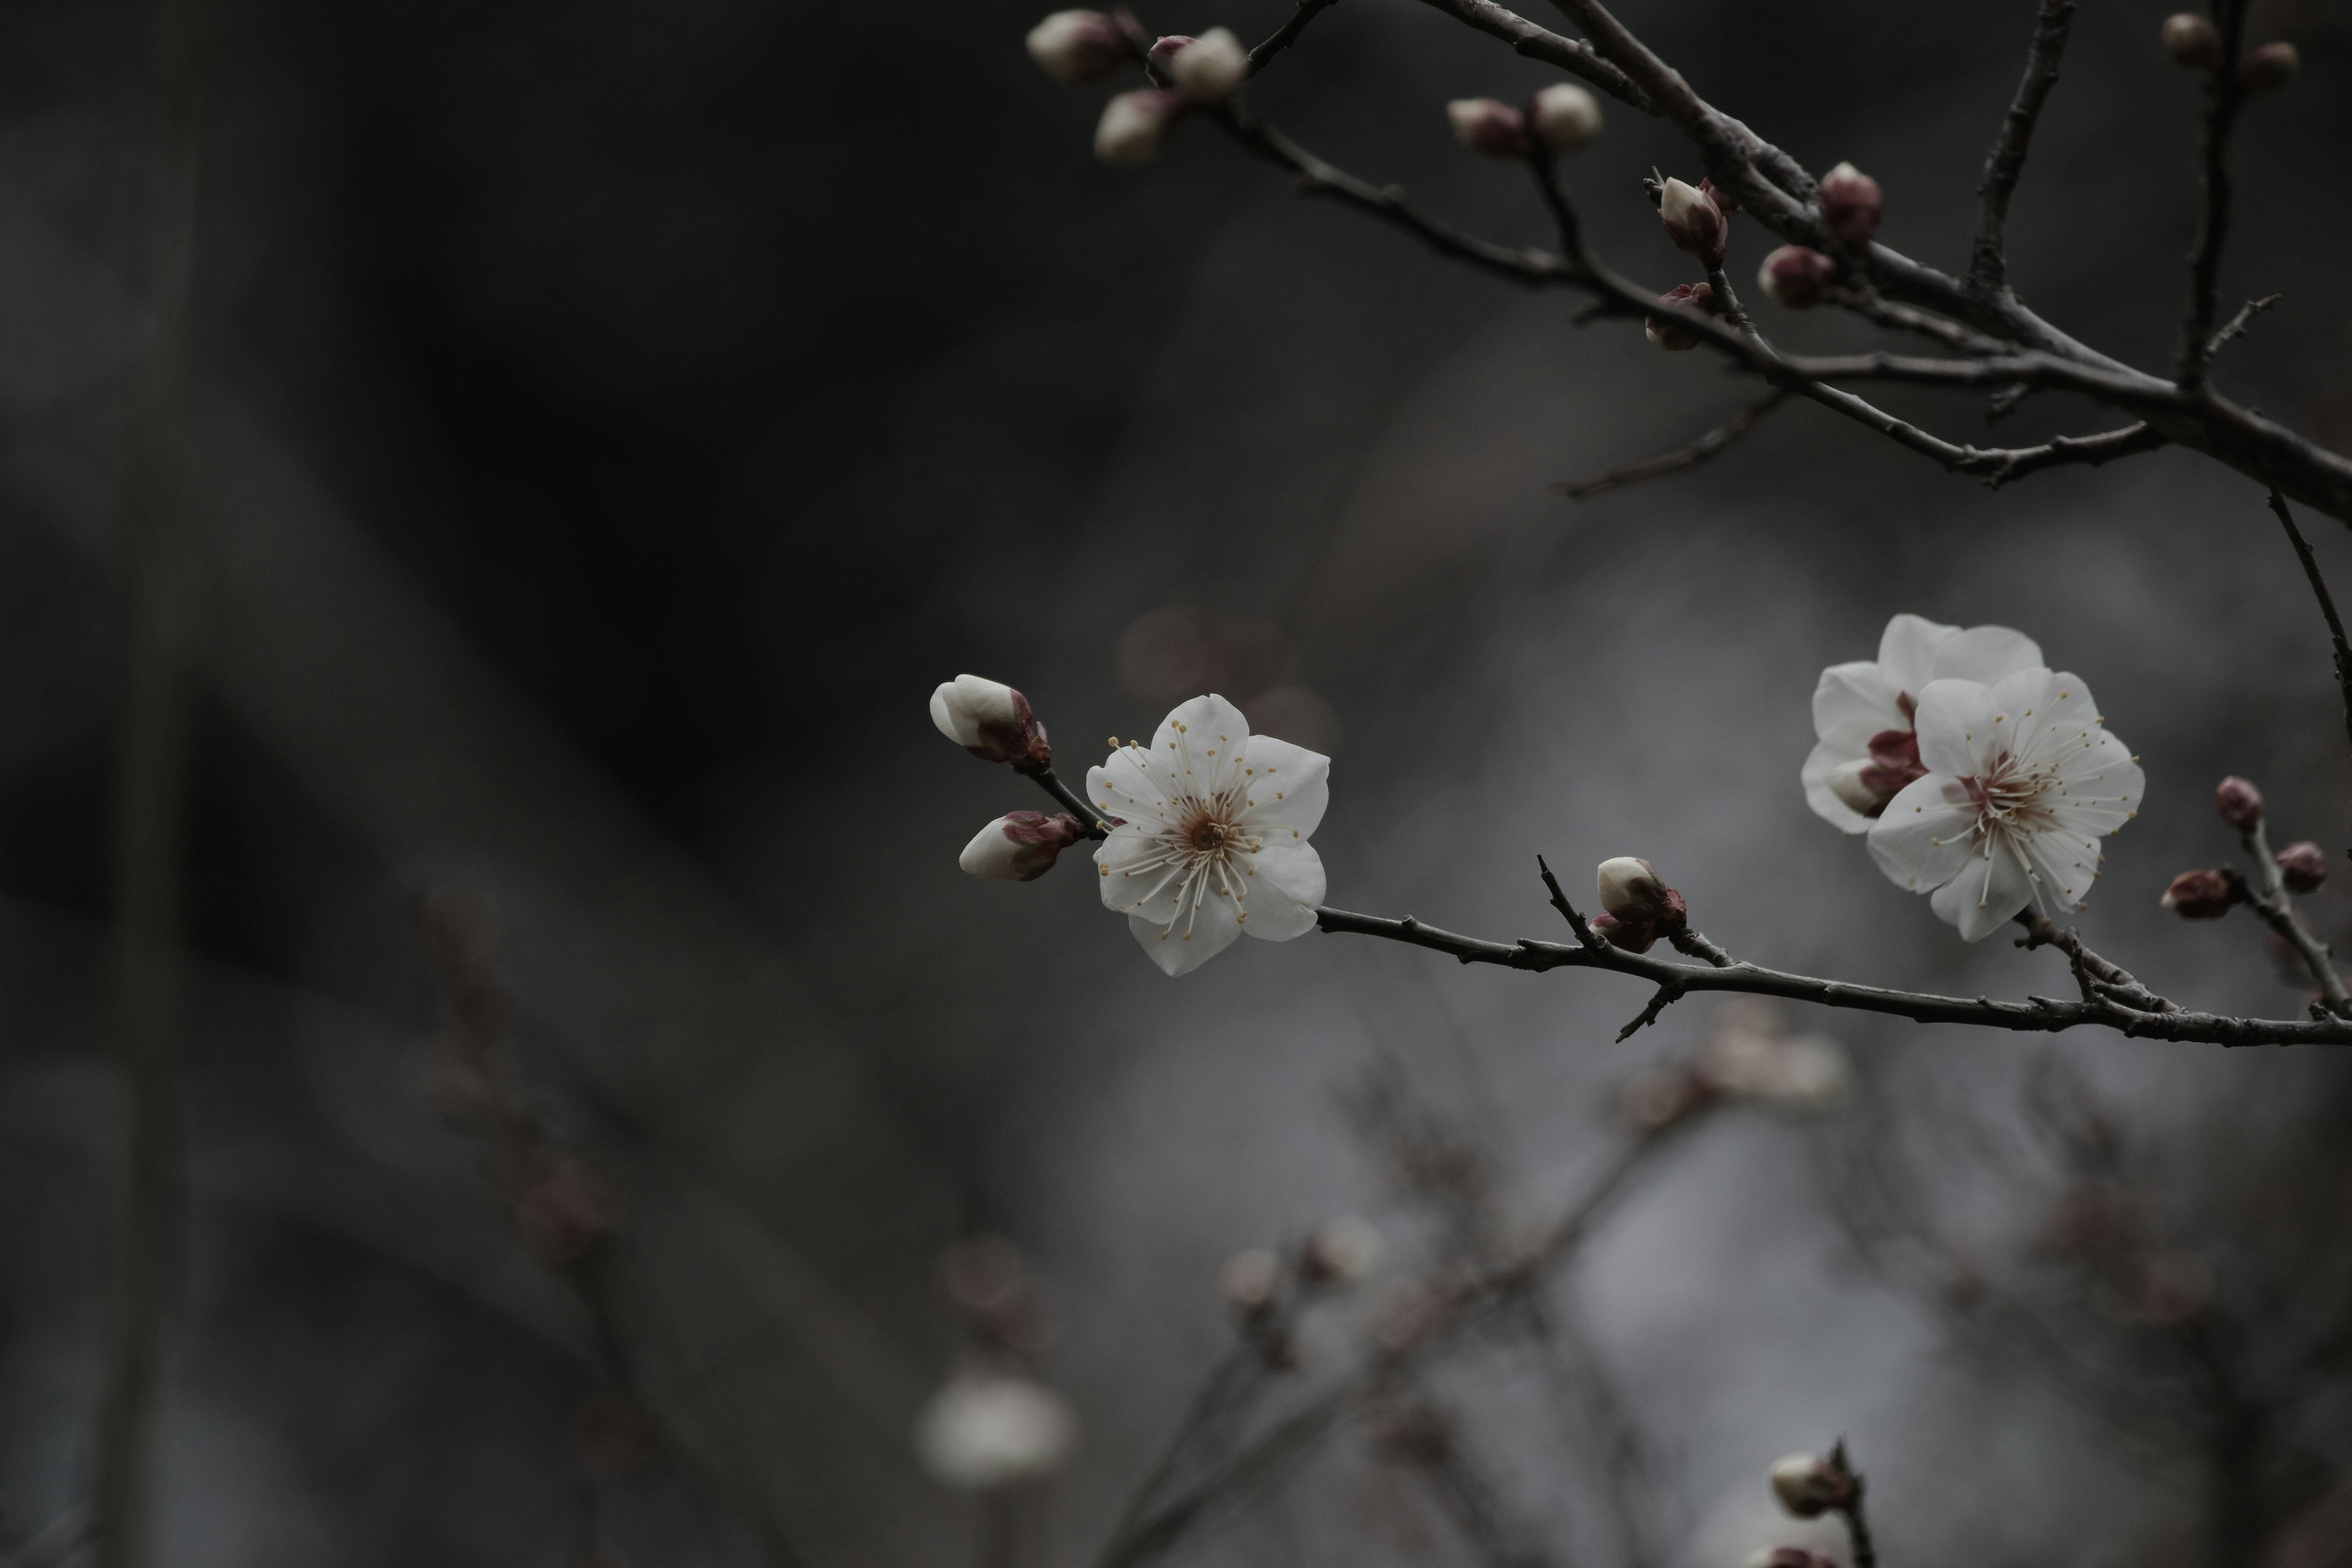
[1095,89,1187,165]
[1089,694,1329,976]
[1758,246,1836,309]
[1865,667,2145,941]
[1769,1452,1857,1517]
[1644,282,1717,350]
[1657,176,1727,266]
[2239,42,2299,91]
[1593,856,1687,953]
[2161,868,2237,919]
[932,674,1051,766]
[1446,98,1529,159]
[913,1370,1079,1491]
[1167,28,1248,104]
[2215,775,2263,829]
[2160,13,2223,70]
[960,811,1085,882]
[1804,614,2043,832]
[1529,83,1602,153]
[1818,161,1883,245]
[1026,9,1128,84]
[2277,840,2329,894]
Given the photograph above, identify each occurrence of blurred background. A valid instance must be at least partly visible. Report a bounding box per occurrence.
[2,0,2352,1564]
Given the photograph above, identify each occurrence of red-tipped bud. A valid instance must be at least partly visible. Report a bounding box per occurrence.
[2277,840,2330,894]
[2239,41,2299,91]
[1167,28,1248,104]
[1446,97,1529,158]
[1593,857,1688,952]
[2161,869,2238,920]
[1657,176,1727,266]
[1818,161,1883,245]
[1219,1248,1283,1316]
[2160,13,2223,69]
[1758,246,1838,309]
[2215,775,2264,829]
[1027,10,1129,83]
[1146,32,1194,64]
[1698,176,1741,217]
[1095,88,1187,165]
[932,674,1053,764]
[1769,1452,1858,1518]
[1529,83,1603,153]
[960,810,1084,881]
[1643,282,1718,351]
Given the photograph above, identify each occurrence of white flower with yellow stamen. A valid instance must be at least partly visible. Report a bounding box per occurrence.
[1866,667,2144,941]
[1088,693,1329,976]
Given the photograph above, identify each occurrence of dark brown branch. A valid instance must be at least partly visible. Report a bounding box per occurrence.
[2235,814,2351,1016]
[1975,423,2167,489]
[2268,488,2352,754]
[2177,0,2252,385]
[1412,0,1648,108]
[2015,913,2175,1012]
[1310,895,2352,1046]
[1019,761,1116,838]
[1972,0,2077,290]
[1556,391,1787,502]
[1828,288,2008,356]
[1247,0,1341,74]
[2209,293,2280,357]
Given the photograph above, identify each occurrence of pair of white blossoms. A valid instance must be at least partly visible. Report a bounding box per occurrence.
[962,613,2141,974]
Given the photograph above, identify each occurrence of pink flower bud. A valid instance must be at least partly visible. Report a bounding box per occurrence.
[1593,857,1688,952]
[1446,97,1531,159]
[1657,176,1727,266]
[933,673,1052,766]
[1026,9,1129,84]
[2215,775,2264,829]
[2239,41,2299,91]
[960,810,1085,881]
[1147,33,1194,64]
[2277,840,2330,894]
[2160,868,2237,919]
[2160,12,2223,69]
[1643,281,1717,351]
[1529,83,1602,153]
[1769,1452,1857,1517]
[1758,245,1838,309]
[1818,161,1883,245]
[1219,1248,1283,1316]
[1698,176,1741,217]
[1167,28,1248,104]
[1095,88,1186,165]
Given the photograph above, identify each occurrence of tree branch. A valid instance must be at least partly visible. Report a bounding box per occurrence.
[1247,0,1341,75]
[2234,814,2351,1016]
[2266,488,2352,755]
[2176,0,2252,386]
[1972,0,2077,291]
[1410,0,1648,108]
[1555,391,1787,502]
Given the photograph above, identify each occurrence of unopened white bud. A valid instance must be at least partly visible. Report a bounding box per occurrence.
[1446,97,1530,159]
[931,674,1050,766]
[1219,1247,1283,1314]
[1169,28,1248,104]
[1027,10,1128,84]
[1529,83,1602,153]
[1095,89,1186,165]
[960,812,1085,882]
[913,1370,1080,1491]
[1596,857,1665,915]
[1657,176,1727,266]
[1301,1216,1383,1284]
[1768,1452,1855,1517]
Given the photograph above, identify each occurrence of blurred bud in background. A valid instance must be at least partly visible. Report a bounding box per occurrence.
[1026,9,1128,83]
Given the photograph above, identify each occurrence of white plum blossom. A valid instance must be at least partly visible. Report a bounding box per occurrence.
[913,1368,1079,1491]
[1866,666,2144,941]
[1090,694,1328,976]
[1803,613,2043,832]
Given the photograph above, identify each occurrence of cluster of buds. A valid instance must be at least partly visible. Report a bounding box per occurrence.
[1757,245,1838,310]
[1592,857,1688,952]
[2165,774,2333,919]
[1654,176,1728,268]
[1446,83,1605,159]
[1645,281,1720,351]
[916,1234,1080,1491]
[1025,10,1254,167]
[2159,13,2299,89]
[1618,1001,1849,1132]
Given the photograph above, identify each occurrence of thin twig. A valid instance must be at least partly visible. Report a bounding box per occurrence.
[1972,0,2077,291]
[2267,488,2352,755]
[1246,0,1341,74]
[1556,391,1787,502]
[1409,0,1649,108]
[1020,762,1115,838]
[2177,0,2251,386]
[2209,294,2281,358]
[2235,816,2351,1016]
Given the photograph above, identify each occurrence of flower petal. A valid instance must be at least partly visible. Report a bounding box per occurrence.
[1088,745,1178,829]
[1876,613,1959,699]
[1236,735,1329,839]
[1930,624,2043,686]
[1129,889,1243,976]
[1929,839,2035,941]
[1866,772,1980,892]
[1151,694,1252,802]
[1909,678,1999,777]
[1243,843,1325,940]
[1802,736,1878,834]
[1096,826,1188,919]
[1811,660,1903,751]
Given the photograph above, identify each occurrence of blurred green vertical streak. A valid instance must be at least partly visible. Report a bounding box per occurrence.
[94,1,204,1564]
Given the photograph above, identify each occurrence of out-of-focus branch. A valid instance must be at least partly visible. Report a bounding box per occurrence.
[2177,0,2252,386]
[2267,489,2352,755]
[1245,0,1340,75]
[2233,816,2351,1016]
[1972,0,2077,290]
[1409,0,1648,108]
[1556,391,1786,503]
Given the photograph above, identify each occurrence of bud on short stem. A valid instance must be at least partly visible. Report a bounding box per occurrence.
[932,674,1053,766]
[2161,868,2239,920]
[1644,282,1717,351]
[2277,840,2330,895]
[1027,9,1129,84]
[1758,246,1838,309]
[960,811,1085,882]
[2238,41,2299,91]
[1529,83,1602,154]
[2160,13,2224,70]
[2215,775,2264,830]
[1593,857,1689,953]
[1818,161,1883,246]
[1219,1248,1284,1317]
[1769,1451,1858,1518]
[1656,176,1727,267]
[1095,89,1187,165]
[1446,98,1530,159]
[1166,28,1248,104]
